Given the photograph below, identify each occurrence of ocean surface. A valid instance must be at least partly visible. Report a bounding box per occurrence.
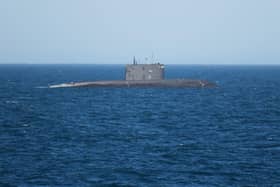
[0,64,280,186]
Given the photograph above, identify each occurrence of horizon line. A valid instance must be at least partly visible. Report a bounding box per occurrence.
[0,63,279,66]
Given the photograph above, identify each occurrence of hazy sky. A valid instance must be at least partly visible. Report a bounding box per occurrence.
[0,0,279,64]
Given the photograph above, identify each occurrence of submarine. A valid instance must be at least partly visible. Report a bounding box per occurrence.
[49,57,216,88]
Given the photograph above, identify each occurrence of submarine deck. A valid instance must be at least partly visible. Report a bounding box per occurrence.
[49,79,216,88]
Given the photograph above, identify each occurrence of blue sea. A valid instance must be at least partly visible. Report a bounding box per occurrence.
[0,64,280,186]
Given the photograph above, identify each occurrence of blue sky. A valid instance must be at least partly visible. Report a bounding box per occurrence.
[0,0,279,64]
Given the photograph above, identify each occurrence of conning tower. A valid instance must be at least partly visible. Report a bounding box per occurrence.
[125,57,165,81]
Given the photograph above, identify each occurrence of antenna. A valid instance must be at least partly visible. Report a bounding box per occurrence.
[145,57,148,64]
[151,52,156,64]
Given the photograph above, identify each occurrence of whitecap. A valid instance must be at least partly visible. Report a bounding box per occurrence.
[5,100,18,104]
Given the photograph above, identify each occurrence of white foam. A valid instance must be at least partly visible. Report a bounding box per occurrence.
[49,83,75,88]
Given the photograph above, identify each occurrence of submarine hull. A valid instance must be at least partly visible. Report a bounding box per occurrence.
[49,79,216,88]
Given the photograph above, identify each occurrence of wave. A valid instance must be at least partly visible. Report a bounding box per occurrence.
[35,86,49,89]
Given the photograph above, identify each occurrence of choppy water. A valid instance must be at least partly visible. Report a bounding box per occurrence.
[0,65,280,186]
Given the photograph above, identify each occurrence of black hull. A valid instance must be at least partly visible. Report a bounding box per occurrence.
[49,79,216,88]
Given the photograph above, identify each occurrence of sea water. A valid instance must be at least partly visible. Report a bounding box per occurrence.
[0,65,280,186]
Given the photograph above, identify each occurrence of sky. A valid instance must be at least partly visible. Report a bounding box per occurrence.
[0,0,279,64]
